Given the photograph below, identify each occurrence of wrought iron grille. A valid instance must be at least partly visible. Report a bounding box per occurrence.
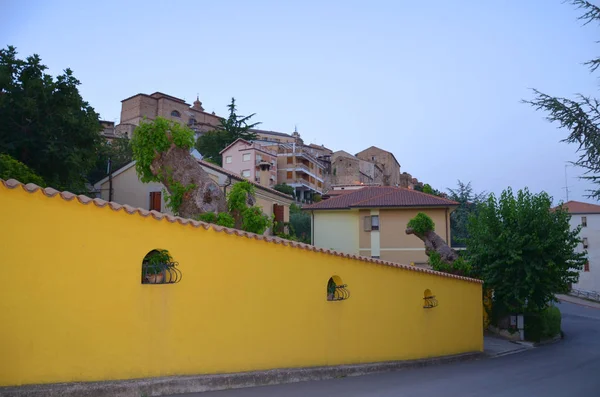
[423,295,438,308]
[328,284,350,301]
[142,261,182,284]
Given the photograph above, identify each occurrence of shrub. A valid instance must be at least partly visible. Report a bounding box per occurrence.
[195,212,235,228]
[429,251,473,277]
[525,305,562,342]
[407,212,435,235]
[273,183,295,196]
[0,154,45,186]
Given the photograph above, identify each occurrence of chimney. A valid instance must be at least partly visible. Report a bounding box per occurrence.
[258,161,271,187]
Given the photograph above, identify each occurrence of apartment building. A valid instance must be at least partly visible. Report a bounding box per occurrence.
[275,143,325,200]
[220,139,278,187]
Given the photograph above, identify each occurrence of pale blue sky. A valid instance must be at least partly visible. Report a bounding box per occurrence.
[2,0,598,203]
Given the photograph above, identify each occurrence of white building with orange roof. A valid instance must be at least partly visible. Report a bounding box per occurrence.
[561,200,600,294]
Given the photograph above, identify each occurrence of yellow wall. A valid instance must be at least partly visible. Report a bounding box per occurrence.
[313,210,360,254]
[0,181,483,387]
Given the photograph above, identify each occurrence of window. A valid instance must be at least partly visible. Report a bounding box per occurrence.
[188,118,196,126]
[170,110,181,118]
[371,215,379,230]
[583,237,589,249]
[327,276,350,301]
[287,156,293,164]
[225,156,232,164]
[141,249,182,284]
[149,191,161,212]
[582,216,587,227]
[364,215,379,231]
[584,261,590,272]
[243,153,251,162]
[241,170,250,178]
[287,171,293,179]
[371,156,375,161]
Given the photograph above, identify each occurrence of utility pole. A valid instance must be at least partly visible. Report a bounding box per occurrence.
[107,157,113,202]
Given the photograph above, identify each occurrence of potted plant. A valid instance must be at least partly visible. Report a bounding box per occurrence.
[327,278,337,301]
[143,249,172,284]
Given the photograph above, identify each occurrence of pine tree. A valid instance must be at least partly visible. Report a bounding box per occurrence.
[524,1,600,198]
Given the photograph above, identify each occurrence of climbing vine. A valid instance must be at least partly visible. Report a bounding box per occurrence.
[163,180,196,215]
[196,181,272,234]
[131,117,195,183]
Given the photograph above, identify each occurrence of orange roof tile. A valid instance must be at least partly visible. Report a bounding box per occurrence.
[1,178,482,284]
[305,186,458,210]
[558,200,600,214]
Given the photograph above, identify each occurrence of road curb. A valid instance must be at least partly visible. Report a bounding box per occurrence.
[0,352,484,397]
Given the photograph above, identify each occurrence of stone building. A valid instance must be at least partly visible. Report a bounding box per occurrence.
[355,146,401,187]
[330,151,383,186]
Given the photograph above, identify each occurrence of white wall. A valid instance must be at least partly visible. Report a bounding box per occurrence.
[98,165,168,214]
[571,213,600,292]
[312,210,359,255]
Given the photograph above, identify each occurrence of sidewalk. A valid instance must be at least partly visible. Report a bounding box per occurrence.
[557,294,600,309]
[483,334,530,358]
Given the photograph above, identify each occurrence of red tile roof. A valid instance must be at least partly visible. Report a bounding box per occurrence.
[0,178,482,284]
[559,200,600,214]
[305,186,458,210]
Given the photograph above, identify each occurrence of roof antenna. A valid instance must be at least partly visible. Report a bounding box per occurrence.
[563,164,572,202]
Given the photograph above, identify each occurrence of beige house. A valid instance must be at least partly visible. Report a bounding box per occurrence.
[304,186,458,265]
[94,159,293,233]
[355,146,402,187]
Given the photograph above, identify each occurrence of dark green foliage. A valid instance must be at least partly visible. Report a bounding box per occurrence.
[289,203,311,243]
[467,188,586,315]
[525,305,562,342]
[88,137,133,184]
[407,212,435,234]
[195,98,260,166]
[429,251,473,277]
[143,249,172,275]
[131,117,195,183]
[273,183,295,196]
[163,181,196,215]
[524,1,600,199]
[313,194,322,203]
[447,180,487,247]
[196,211,235,228]
[0,153,45,186]
[227,181,272,234]
[0,46,102,192]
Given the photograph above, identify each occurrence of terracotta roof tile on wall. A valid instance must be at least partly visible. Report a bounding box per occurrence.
[558,200,600,214]
[0,178,482,284]
[304,186,458,210]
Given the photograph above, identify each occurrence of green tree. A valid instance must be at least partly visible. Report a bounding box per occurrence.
[289,203,311,243]
[273,183,295,196]
[467,188,586,316]
[0,153,45,186]
[0,46,102,192]
[524,1,600,199]
[87,137,133,184]
[447,180,487,247]
[195,98,260,165]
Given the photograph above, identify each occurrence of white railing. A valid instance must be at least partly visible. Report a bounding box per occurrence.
[570,288,600,302]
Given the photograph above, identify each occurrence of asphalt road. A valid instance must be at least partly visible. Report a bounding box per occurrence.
[172,301,600,397]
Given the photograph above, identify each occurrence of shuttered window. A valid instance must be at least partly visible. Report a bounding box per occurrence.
[149,191,161,212]
[364,216,372,232]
